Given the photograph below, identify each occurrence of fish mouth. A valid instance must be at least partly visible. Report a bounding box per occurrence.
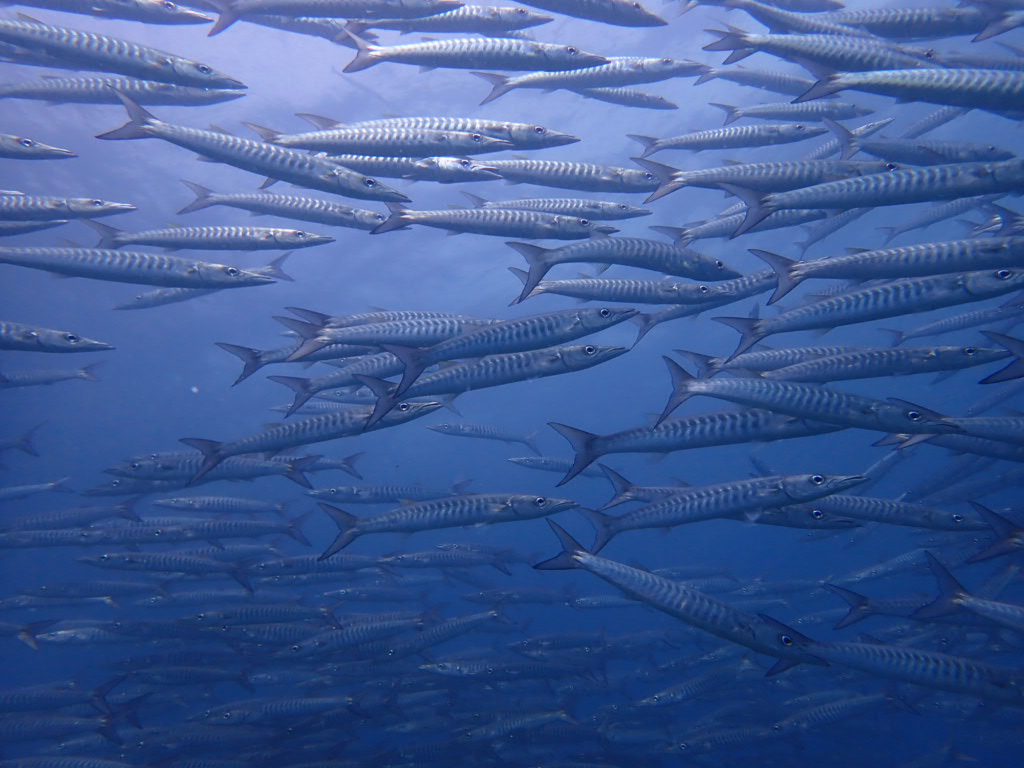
[545,499,578,514]
[595,225,619,234]
[220,77,248,90]
[545,132,580,147]
[831,475,867,493]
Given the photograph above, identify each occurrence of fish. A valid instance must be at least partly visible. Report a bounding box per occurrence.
[320,493,577,556]
[0,193,135,221]
[96,94,411,203]
[0,133,76,159]
[0,321,113,353]
[0,363,102,389]
[82,221,333,251]
[205,0,463,36]
[513,0,666,27]
[628,123,827,158]
[0,75,246,106]
[370,202,618,239]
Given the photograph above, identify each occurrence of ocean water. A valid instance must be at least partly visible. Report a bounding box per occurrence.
[1,1,1023,765]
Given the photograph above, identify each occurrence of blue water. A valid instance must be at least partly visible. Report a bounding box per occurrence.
[1,1,1023,765]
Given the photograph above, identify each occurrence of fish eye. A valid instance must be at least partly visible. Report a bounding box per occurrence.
[363,178,377,187]
[163,1,176,7]
[19,138,33,147]
[662,58,672,64]
[810,475,824,485]
[99,554,109,561]
[963,347,976,355]
[794,124,805,130]
[885,162,899,171]
[780,634,794,646]
[295,231,305,238]
[398,402,410,411]
[515,7,525,13]
[374,213,386,222]
[91,199,104,206]
[225,267,240,276]
[643,172,654,180]
[567,47,579,55]
[459,159,471,167]
[290,645,300,653]
[579,219,590,227]
[64,333,80,343]
[197,64,212,74]
[952,513,964,523]
[906,410,922,421]
[923,48,935,58]
[599,308,610,317]
[111,480,121,487]
[618,203,628,210]
[222,713,232,719]
[534,497,546,506]
[699,285,709,293]
[533,126,546,134]
[810,509,825,520]
[715,260,724,268]
[471,133,482,142]
[678,743,688,751]
[129,462,139,470]
[196,613,205,621]
[584,345,596,354]
[996,269,1012,279]
[328,488,338,494]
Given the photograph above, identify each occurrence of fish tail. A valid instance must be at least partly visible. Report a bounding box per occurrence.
[979,331,1024,384]
[548,422,599,486]
[261,251,294,282]
[81,219,121,249]
[578,507,617,553]
[341,28,381,73]
[533,519,587,570]
[284,455,319,488]
[657,356,698,425]
[822,117,858,160]
[96,92,157,141]
[794,76,843,104]
[16,619,57,651]
[912,552,968,620]
[470,71,514,105]
[179,438,224,484]
[14,422,44,457]
[206,0,240,36]
[673,349,718,378]
[380,343,428,396]
[749,248,800,304]
[216,342,269,385]
[709,102,740,126]
[287,511,313,547]
[78,362,104,382]
[505,241,556,303]
[717,183,772,237]
[968,502,1021,562]
[596,463,636,510]
[625,134,660,159]
[632,158,683,202]
[319,503,360,558]
[371,202,412,235]
[266,375,315,416]
[352,374,399,430]
[823,583,874,629]
[340,451,365,479]
[178,180,217,214]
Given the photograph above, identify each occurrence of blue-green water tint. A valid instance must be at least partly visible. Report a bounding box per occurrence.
[1,1,1023,765]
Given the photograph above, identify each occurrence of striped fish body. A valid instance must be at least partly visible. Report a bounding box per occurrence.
[722,0,870,35]
[948,415,1024,446]
[308,308,486,330]
[350,6,554,34]
[0,76,246,105]
[269,352,405,414]
[485,159,658,192]
[0,18,243,88]
[663,209,827,246]
[14,0,212,23]
[96,98,408,203]
[764,345,1010,382]
[0,246,272,288]
[786,496,987,530]
[523,275,729,304]
[113,287,218,310]
[879,195,1001,242]
[176,182,385,230]
[757,270,1024,339]
[328,155,498,183]
[820,6,998,39]
[0,366,99,388]
[801,69,1024,113]
[376,206,612,238]
[667,376,961,435]
[152,496,284,515]
[474,196,649,220]
[0,220,68,236]
[480,56,700,93]
[273,127,511,156]
[317,317,484,347]
[78,551,238,576]
[632,123,826,157]
[797,207,867,251]
[549,409,842,485]
[353,494,573,535]
[538,538,825,666]
[753,160,1024,219]
[0,194,134,221]
[690,344,873,376]
[181,400,440,466]
[105,454,308,482]
[598,473,862,543]
[706,30,937,73]
[574,87,677,110]
[654,160,892,199]
[811,640,1024,703]
[0,320,113,353]
[892,304,1024,344]
[402,344,625,399]
[694,65,816,96]
[306,483,459,503]
[514,0,666,26]
[854,139,1014,165]
[346,116,578,149]
[786,237,1024,286]
[716,101,872,124]
[91,224,332,250]
[345,36,608,73]
[901,106,972,140]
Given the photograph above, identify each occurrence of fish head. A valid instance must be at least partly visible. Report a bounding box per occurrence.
[681,249,743,281]
[190,262,275,287]
[601,201,652,219]
[506,494,577,518]
[772,505,861,529]
[621,167,660,191]
[507,124,579,149]
[275,229,334,247]
[375,399,443,427]
[0,134,76,159]
[37,327,114,353]
[334,169,410,203]
[111,0,212,24]
[781,474,867,503]
[546,43,608,70]
[168,56,246,90]
[962,267,1024,296]
[416,156,501,181]
[556,344,628,371]
[784,123,827,141]
[621,3,669,26]
[648,56,702,76]
[575,307,639,332]
[67,198,137,217]
[496,7,553,28]
[550,215,617,237]
[426,423,469,436]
